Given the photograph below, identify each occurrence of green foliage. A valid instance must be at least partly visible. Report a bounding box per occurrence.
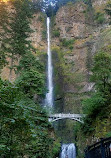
[39,14,47,40]
[16,53,45,98]
[0,76,59,157]
[52,29,60,37]
[16,69,45,98]
[61,38,75,50]
[91,52,111,92]
[8,0,33,56]
[38,15,45,22]
[17,53,44,72]
[42,30,47,40]
[106,132,111,137]
[105,2,111,24]
[0,0,9,71]
[0,1,60,157]
[51,139,61,157]
[81,93,106,134]
[94,12,105,24]
[80,52,111,135]
[0,51,7,72]
[83,93,105,117]
[0,0,34,80]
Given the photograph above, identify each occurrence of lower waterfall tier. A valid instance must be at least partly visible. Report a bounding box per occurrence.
[61,143,76,158]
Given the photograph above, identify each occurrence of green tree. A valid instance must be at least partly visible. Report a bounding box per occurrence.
[0,77,60,157]
[80,52,111,135]
[17,53,44,73]
[0,0,9,71]
[16,53,45,99]
[7,0,33,81]
[16,69,45,98]
[0,1,61,157]
[91,52,111,93]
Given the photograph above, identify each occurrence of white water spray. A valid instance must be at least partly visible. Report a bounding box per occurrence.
[45,17,53,107]
[61,144,76,158]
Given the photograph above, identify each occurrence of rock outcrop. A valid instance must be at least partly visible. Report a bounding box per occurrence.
[51,0,111,144]
[52,0,110,113]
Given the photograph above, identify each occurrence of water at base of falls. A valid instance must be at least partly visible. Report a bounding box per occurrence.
[61,144,76,158]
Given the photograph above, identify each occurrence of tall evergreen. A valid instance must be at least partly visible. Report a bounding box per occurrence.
[0,0,9,71]
[7,0,33,81]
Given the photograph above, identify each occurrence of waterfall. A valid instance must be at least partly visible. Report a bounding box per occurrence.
[45,17,53,107]
[61,144,76,158]
[45,18,76,158]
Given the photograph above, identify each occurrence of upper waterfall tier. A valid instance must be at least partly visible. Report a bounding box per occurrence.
[45,17,53,107]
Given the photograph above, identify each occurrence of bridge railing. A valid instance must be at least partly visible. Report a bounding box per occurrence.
[85,137,111,158]
[49,114,85,118]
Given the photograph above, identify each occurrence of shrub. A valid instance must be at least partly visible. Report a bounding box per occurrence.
[52,29,60,37]
[42,30,47,40]
[94,12,105,24]
[61,38,75,49]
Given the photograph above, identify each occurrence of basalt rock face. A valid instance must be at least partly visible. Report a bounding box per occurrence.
[92,0,108,7]
[52,0,111,142]
[56,2,87,39]
[30,13,47,50]
[53,0,110,112]
[53,1,93,115]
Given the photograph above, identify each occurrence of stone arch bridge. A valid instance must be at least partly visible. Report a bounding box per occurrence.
[49,113,85,123]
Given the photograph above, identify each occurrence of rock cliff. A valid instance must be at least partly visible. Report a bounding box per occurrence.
[52,0,110,112]
[51,0,111,146]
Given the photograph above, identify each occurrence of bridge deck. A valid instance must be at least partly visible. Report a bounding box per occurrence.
[49,114,85,118]
[49,113,85,123]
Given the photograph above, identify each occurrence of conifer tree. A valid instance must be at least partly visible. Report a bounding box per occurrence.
[0,0,9,71]
[7,0,33,81]
[91,52,111,93]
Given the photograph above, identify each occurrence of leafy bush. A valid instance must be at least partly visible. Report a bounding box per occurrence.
[42,30,47,40]
[94,12,105,24]
[61,38,75,49]
[83,93,106,118]
[52,29,60,37]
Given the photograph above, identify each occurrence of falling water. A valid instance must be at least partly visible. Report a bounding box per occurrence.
[45,18,76,158]
[61,144,76,158]
[45,17,53,107]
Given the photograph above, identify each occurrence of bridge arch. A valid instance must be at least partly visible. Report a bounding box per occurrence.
[50,118,83,123]
[49,114,85,124]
